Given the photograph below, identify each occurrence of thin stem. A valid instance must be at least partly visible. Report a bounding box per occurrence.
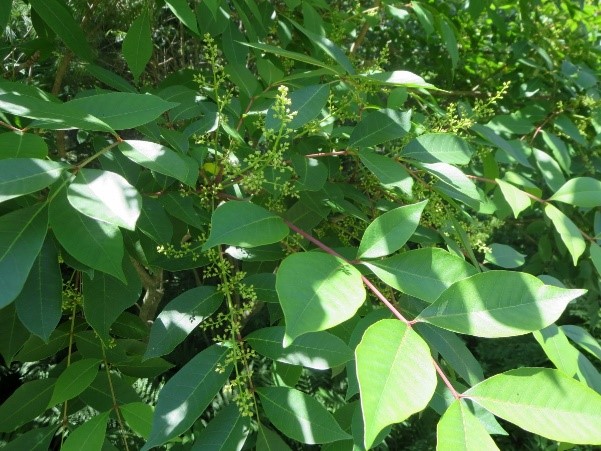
[0,120,23,132]
[75,140,120,170]
[101,344,130,451]
[433,358,461,400]
[304,150,352,158]
[60,302,78,447]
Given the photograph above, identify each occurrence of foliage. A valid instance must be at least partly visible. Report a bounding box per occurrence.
[0,0,600,449]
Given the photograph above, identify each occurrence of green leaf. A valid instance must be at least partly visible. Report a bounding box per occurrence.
[66,93,177,130]
[287,19,355,74]
[119,140,198,187]
[358,70,434,88]
[82,262,142,343]
[166,0,199,35]
[471,124,532,168]
[0,158,65,203]
[67,169,142,230]
[202,201,289,250]
[49,358,100,406]
[0,379,55,432]
[0,203,48,308]
[276,252,365,346]
[416,271,587,338]
[438,16,458,71]
[533,148,566,192]
[0,132,48,159]
[191,403,251,451]
[0,1,11,32]
[357,200,427,259]
[246,326,353,370]
[121,402,153,440]
[15,236,62,341]
[545,204,586,265]
[241,42,340,74]
[496,179,531,218]
[402,133,473,165]
[145,286,223,359]
[2,425,57,451]
[62,411,109,451]
[561,324,601,362]
[533,324,601,392]
[349,109,411,148]
[257,425,292,451]
[257,386,351,444]
[419,162,480,202]
[365,248,477,303]
[242,273,278,303]
[160,192,207,229]
[79,371,140,412]
[225,63,260,97]
[415,323,484,385]
[484,243,526,269]
[50,186,125,281]
[0,304,30,365]
[590,242,601,277]
[137,196,173,243]
[465,368,601,444]
[291,155,328,191]
[122,11,153,81]
[266,85,329,131]
[29,0,94,61]
[550,177,601,208]
[437,400,499,450]
[356,319,436,449]
[142,344,233,450]
[0,82,112,132]
[84,63,138,93]
[358,149,413,195]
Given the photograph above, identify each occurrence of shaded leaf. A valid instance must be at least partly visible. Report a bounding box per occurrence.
[358,149,413,195]
[561,324,601,362]
[15,236,62,341]
[49,358,100,406]
[29,0,94,60]
[0,379,55,432]
[0,303,30,365]
[166,0,199,35]
[202,201,289,250]
[142,345,233,450]
[0,158,66,203]
[258,386,351,444]
[266,85,329,131]
[0,132,48,159]
[122,12,152,81]
[365,248,477,303]
[82,261,142,343]
[121,402,153,440]
[349,109,411,148]
[0,203,48,308]
[2,425,57,451]
[402,133,473,165]
[417,271,587,338]
[246,326,353,370]
[145,286,223,359]
[62,411,109,451]
[242,42,340,74]
[257,424,292,451]
[484,243,526,269]
[191,403,250,451]
[66,93,176,130]
[276,252,365,346]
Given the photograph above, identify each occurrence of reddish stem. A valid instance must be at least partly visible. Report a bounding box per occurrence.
[433,358,461,399]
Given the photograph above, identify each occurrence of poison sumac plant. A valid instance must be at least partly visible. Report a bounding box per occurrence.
[0,0,600,450]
